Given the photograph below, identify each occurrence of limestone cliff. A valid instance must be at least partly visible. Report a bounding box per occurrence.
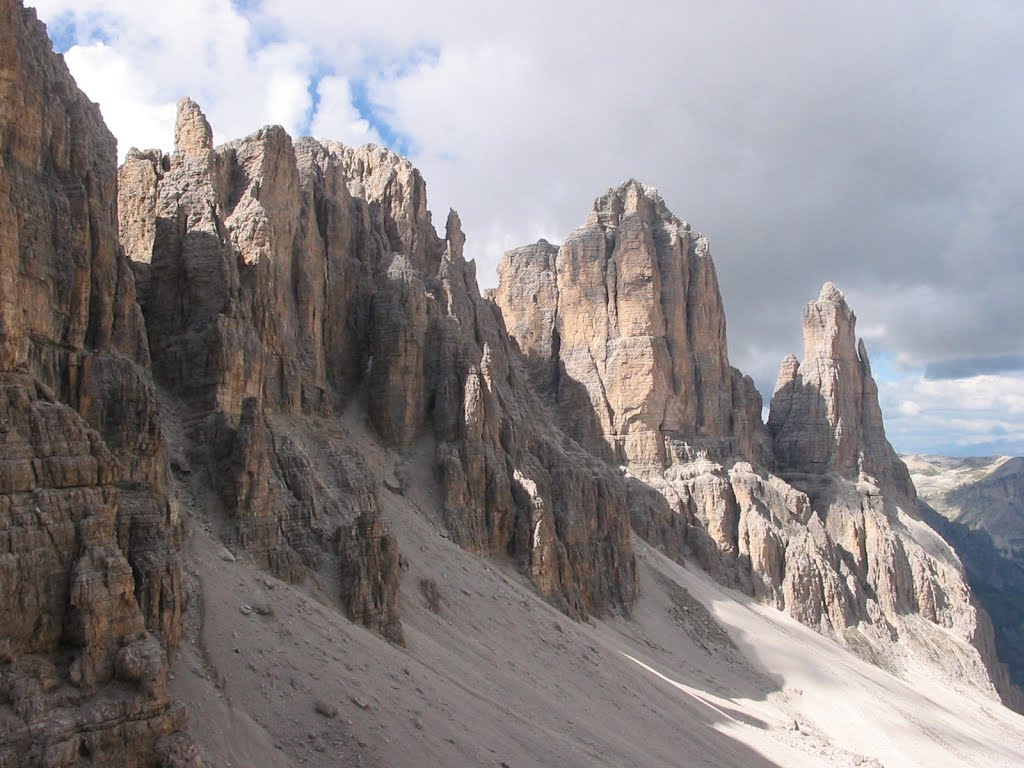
[117,101,637,621]
[494,180,770,468]
[497,184,1019,709]
[0,1,195,764]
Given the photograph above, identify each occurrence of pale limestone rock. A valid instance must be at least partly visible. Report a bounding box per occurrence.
[495,180,771,469]
[118,101,638,623]
[497,187,1019,709]
[173,98,213,155]
[766,283,1015,706]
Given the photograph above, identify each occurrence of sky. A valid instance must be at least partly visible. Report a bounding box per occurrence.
[32,0,1024,457]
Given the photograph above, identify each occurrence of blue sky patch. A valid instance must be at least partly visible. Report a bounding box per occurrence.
[350,78,412,154]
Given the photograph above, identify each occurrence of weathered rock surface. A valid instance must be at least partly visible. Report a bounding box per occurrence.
[768,282,916,510]
[118,101,637,622]
[494,181,771,468]
[339,509,404,645]
[497,187,1019,710]
[1,0,193,763]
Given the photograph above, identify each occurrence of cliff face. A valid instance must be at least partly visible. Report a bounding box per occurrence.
[768,282,916,511]
[117,100,637,621]
[493,181,770,469]
[4,6,1023,764]
[496,184,1019,709]
[0,1,195,765]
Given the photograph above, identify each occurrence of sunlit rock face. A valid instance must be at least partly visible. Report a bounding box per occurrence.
[118,99,638,623]
[497,189,1021,710]
[494,180,771,470]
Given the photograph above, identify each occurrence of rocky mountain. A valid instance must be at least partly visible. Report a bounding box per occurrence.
[909,455,1024,559]
[0,2,198,765]
[2,1,1024,765]
[908,455,1024,688]
[495,184,1019,708]
[116,96,636,624]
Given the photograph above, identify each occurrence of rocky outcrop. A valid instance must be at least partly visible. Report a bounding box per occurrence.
[497,186,1017,709]
[494,181,771,469]
[117,101,637,622]
[768,283,916,510]
[761,285,1020,709]
[339,510,404,645]
[0,0,193,763]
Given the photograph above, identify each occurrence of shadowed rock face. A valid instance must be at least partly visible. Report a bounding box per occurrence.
[117,100,637,621]
[768,282,916,511]
[910,455,1024,699]
[0,0,195,764]
[497,190,1022,710]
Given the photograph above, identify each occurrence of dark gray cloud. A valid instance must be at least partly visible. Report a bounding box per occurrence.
[925,355,1024,380]
[38,0,1024,454]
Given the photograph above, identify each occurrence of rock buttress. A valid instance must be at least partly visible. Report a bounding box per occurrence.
[1,0,194,763]
[119,105,638,623]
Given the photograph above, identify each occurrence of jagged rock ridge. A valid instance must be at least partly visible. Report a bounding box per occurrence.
[496,183,1022,710]
[0,1,197,764]
[117,99,637,621]
[3,2,1023,764]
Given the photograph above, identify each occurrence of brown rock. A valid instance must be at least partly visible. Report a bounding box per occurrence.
[0,1,193,763]
[120,105,638,621]
[339,510,404,645]
[495,180,771,468]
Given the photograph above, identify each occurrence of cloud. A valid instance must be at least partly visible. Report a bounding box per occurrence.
[35,0,1024,457]
[310,76,382,147]
[35,0,346,156]
[924,355,1024,380]
[881,372,1024,455]
[62,42,177,153]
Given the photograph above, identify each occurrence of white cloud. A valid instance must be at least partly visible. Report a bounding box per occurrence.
[881,373,1024,455]
[898,400,922,417]
[33,0,1024,458]
[310,76,381,147]
[63,42,176,153]
[35,0,333,157]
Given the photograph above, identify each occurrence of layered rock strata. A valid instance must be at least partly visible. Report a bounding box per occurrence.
[117,101,637,620]
[0,1,194,764]
[496,184,1019,708]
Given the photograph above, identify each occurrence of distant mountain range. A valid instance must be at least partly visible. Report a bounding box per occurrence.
[908,455,1024,687]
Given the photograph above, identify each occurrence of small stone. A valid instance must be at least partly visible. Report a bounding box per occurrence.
[314,700,338,719]
[382,471,403,494]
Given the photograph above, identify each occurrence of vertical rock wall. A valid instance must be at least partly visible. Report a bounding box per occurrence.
[0,1,195,764]
[496,186,1019,708]
[494,180,771,469]
[118,102,638,622]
